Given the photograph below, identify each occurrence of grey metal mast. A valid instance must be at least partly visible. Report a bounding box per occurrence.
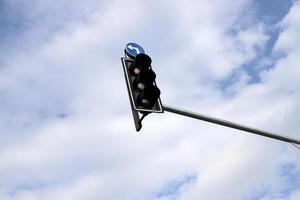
[163,104,300,145]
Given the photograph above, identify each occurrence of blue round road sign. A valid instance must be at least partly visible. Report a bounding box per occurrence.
[125,42,145,58]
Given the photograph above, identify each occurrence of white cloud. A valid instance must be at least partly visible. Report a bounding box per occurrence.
[0,0,299,200]
[274,1,300,53]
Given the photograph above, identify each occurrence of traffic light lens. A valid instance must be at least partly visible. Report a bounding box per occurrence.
[137,83,145,90]
[141,99,149,106]
[129,53,152,75]
[133,68,141,75]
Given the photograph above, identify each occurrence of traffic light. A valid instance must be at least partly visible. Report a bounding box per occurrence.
[122,53,163,113]
[130,54,161,110]
[121,43,163,131]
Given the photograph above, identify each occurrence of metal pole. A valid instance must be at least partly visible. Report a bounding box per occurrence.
[163,104,300,145]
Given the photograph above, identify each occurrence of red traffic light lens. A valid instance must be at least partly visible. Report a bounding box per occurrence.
[129,53,152,76]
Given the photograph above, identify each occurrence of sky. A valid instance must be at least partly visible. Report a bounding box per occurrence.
[0,0,300,199]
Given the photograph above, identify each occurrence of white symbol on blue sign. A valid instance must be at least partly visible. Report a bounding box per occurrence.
[125,42,145,58]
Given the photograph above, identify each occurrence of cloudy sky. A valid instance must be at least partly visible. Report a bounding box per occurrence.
[0,0,300,199]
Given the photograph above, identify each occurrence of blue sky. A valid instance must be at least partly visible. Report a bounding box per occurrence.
[0,0,300,200]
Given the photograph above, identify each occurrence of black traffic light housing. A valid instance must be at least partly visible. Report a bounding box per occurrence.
[121,51,163,131]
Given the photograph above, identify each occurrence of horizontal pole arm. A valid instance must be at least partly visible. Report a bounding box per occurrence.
[163,104,300,145]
